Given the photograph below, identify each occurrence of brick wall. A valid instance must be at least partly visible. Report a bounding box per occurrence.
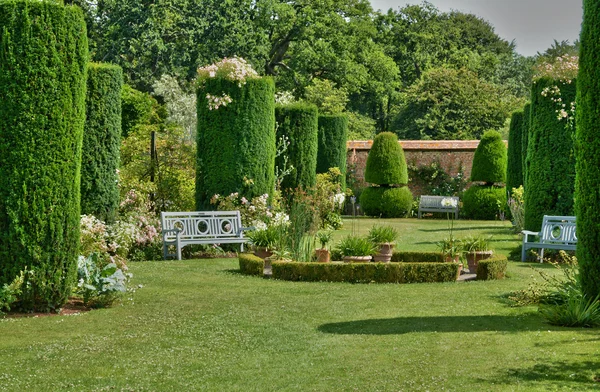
[347,140,507,197]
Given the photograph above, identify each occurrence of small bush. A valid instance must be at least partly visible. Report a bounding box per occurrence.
[390,251,445,263]
[462,185,507,220]
[360,186,413,218]
[271,261,459,284]
[476,255,508,280]
[76,253,131,308]
[239,253,264,276]
[368,225,399,244]
[471,130,507,184]
[336,235,377,257]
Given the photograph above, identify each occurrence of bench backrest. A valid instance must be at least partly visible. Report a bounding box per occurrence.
[161,211,244,241]
[419,196,459,209]
[540,215,577,244]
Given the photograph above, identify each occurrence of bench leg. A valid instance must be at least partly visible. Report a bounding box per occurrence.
[539,248,544,263]
[521,243,526,262]
[241,242,244,252]
[418,211,422,219]
[163,242,168,260]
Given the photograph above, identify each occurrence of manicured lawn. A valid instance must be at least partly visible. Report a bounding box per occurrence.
[0,219,598,391]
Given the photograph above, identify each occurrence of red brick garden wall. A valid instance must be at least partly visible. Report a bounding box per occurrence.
[347,140,507,197]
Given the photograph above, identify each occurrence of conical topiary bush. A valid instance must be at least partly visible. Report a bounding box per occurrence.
[360,132,412,218]
[463,130,508,220]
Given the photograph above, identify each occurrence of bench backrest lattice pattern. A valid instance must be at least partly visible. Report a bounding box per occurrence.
[539,216,577,244]
[161,211,244,241]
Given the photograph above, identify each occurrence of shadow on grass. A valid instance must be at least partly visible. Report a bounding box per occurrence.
[418,226,505,233]
[318,313,545,335]
[487,359,600,389]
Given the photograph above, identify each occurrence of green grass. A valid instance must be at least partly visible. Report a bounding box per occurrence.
[0,219,598,391]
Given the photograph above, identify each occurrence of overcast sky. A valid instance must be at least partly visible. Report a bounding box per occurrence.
[369,0,583,57]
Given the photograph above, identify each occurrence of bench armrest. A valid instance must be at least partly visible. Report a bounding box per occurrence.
[521,230,539,242]
[237,226,255,237]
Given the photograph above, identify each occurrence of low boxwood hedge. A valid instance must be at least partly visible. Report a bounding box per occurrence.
[476,254,508,280]
[239,253,264,276]
[391,251,444,263]
[271,261,459,284]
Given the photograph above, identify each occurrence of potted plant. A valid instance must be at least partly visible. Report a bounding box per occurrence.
[463,235,493,273]
[367,225,399,262]
[437,237,464,264]
[336,235,377,263]
[315,230,333,263]
[248,225,281,259]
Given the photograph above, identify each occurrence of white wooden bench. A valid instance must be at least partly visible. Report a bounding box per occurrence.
[418,196,459,219]
[521,215,576,262]
[161,211,253,260]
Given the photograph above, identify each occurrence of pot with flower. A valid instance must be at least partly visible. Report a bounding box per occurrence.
[368,225,399,263]
[463,235,493,274]
[337,235,377,263]
[437,237,464,266]
[248,225,281,260]
[315,230,333,263]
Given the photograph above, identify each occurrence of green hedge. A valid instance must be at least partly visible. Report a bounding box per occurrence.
[476,255,508,280]
[317,114,348,190]
[391,251,445,263]
[462,185,507,220]
[239,253,264,276]
[81,63,123,224]
[365,132,408,185]
[524,77,577,231]
[506,111,524,193]
[196,77,275,209]
[360,186,413,218]
[0,1,89,311]
[576,0,600,299]
[271,261,459,283]
[275,103,318,191]
[471,130,507,184]
[521,103,531,186]
[121,84,162,138]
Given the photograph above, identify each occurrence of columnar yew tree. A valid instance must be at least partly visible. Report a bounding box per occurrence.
[196,58,275,209]
[0,1,88,311]
[317,114,348,189]
[462,130,508,220]
[524,77,576,231]
[275,103,318,191]
[521,103,531,186]
[576,0,600,299]
[81,63,123,224]
[506,110,524,192]
[360,132,412,218]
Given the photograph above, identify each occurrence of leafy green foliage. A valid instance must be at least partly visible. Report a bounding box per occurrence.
[506,111,524,193]
[0,271,25,315]
[576,1,600,299]
[196,77,276,209]
[408,162,468,197]
[271,261,459,283]
[304,79,348,115]
[390,251,445,263]
[275,103,318,191]
[393,68,520,140]
[0,1,88,312]
[121,84,163,138]
[81,63,123,224]
[335,235,377,257]
[360,186,413,218]
[462,185,507,220]
[238,253,264,276]
[476,255,508,280]
[521,102,531,185]
[365,132,408,185]
[524,77,577,231]
[471,130,507,184]
[76,253,131,308]
[316,114,348,189]
[367,225,399,244]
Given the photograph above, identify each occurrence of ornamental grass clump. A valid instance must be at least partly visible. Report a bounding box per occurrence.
[368,225,399,244]
[336,236,377,258]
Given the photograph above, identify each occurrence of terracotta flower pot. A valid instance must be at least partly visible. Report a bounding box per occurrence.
[254,248,273,260]
[444,255,461,263]
[373,243,395,263]
[466,251,493,274]
[315,249,330,263]
[343,255,372,263]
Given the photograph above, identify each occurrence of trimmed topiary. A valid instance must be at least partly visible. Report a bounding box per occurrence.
[576,0,600,299]
[524,77,576,231]
[0,1,89,311]
[470,130,507,184]
[360,186,413,218]
[81,63,123,224]
[364,132,408,185]
[317,114,348,189]
[476,254,508,280]
[506,111,524,193]
[462,186,507,220]
[275,103,318,191]
[521,102,531,186]
[196,77,276,209]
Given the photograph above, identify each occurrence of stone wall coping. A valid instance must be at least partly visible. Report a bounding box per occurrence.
[347,140,507,150]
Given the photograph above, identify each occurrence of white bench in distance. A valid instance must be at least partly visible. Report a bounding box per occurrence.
[418,196,459,219]
[161,211,253,260]
[521,215,576,262]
